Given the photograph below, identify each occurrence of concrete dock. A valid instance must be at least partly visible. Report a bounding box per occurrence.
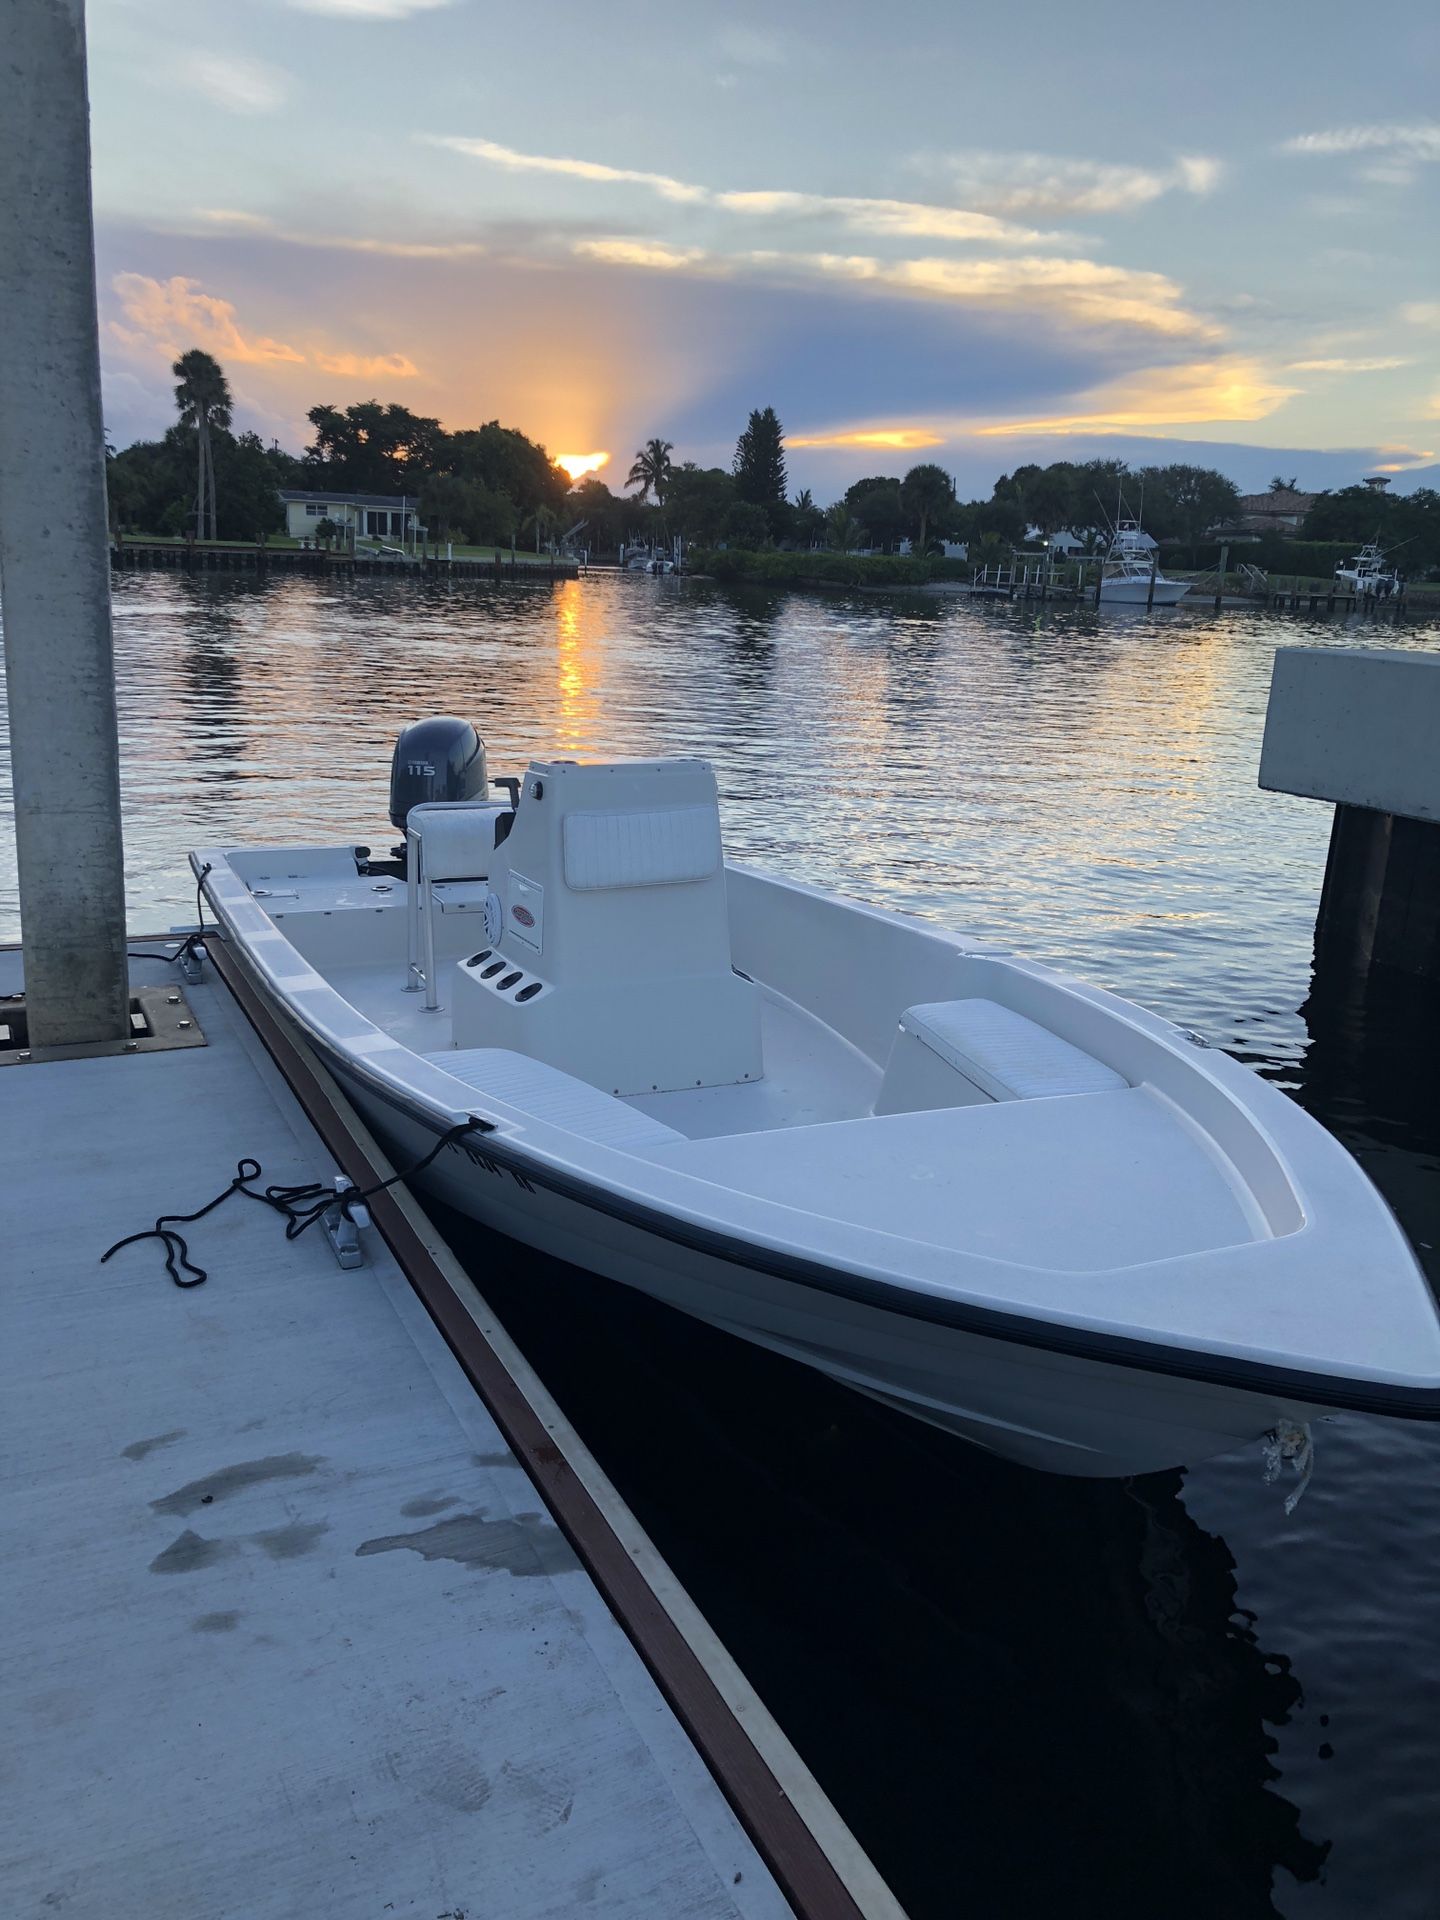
[1,944,892,1919]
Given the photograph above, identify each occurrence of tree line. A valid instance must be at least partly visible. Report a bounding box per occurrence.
[106,349,574,547]
[105,349,1440,570]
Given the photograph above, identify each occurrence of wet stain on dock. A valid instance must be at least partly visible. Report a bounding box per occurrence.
[401,1494,461,1518]
[420,1747,493,1814]
[252,1520,330,1560]
[192,1611,243,1633]
[150,1452,324,1515]
[149,1529,240,1575]
[355,1509,578,1579]
[122,1429,186,1461]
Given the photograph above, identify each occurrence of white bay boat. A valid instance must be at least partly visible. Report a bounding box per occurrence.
[195,722,1440,1478]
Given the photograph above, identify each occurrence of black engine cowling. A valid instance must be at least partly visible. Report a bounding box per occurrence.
[389,717,488,831]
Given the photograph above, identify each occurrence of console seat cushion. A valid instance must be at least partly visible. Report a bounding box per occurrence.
[426,1047,686,1152]
[899,999,1126,1101]
[563,806,721,890]
[411,803,507,881]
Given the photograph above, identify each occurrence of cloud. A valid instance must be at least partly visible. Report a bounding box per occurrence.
[574,238,708,270]
[300,234,488,259]
[1285,356,1411,372]
[564,237,1215,339]
[286,0,456,16]
[107,273,420,386]
[1373,445,1436,469]
[1282,122,1440,160]
[971,359,1298,436]
[1400,301,1440,326]
[806,252,1216,338]
[430,136,706,203]
[1358,163,1417,187]
[175,53,292,115]
[181,207,488,259]
[428,134,1065,245]
[715,26,786,66]
[108,273,305,364]
[713,189,1063,246]
[314,350,420,378]
[789,427,945,450]
[912,149,1223,216]
[193,208,273,229]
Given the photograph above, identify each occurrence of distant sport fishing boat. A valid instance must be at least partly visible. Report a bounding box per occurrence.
[195,720,1440,1481]
[1334,540,1401,599]
[1098,518,1191,606]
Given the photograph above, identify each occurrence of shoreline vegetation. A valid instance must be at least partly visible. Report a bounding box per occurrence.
[107,349,1440,582]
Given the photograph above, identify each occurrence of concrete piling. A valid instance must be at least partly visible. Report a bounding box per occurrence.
[1260,647,1440,983]
[0,0,130,1048]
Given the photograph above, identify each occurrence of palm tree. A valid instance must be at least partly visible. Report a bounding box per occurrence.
[527,504,559,553]
[825,502,862,552]
[1269,474,1299,493]
[173,349,233,541]
[626,437,674,505]
[900,462,956,557]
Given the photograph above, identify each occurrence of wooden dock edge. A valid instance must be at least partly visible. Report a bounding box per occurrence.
[203,933,906,1920]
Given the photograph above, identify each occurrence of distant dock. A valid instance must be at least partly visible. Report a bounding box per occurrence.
[112,540,579,582]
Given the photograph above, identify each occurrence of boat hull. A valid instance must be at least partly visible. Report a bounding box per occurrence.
[329,1056,1312,1479]
[1099,577,1190,606]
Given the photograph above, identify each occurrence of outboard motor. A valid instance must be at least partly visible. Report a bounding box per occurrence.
[389,717,487,832]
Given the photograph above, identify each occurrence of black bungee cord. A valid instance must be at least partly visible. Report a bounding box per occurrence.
[100,1117,484,1288]
[128,861,214,969]
[108,860,490,1285]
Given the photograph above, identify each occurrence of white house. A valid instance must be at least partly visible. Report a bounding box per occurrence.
[279,488,423,544]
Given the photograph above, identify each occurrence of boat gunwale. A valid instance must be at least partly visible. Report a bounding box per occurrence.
[194,853,1440,1424]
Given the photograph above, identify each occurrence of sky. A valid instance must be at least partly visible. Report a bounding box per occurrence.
[88,0,1440,500]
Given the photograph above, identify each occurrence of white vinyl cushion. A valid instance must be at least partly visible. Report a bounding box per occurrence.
[426,1047,686,1151]
[412,805,500,881]
[563,806,721,891]
[900,999,1127,1101]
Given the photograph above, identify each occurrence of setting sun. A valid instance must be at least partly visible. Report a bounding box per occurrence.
[556,450,610,482]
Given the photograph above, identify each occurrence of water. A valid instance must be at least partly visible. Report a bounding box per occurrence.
[3,572,1438,1916]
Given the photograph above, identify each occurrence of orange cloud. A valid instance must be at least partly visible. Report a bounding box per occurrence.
[108,273,423,390]
[972,358,1298,436]
[109,272,304,365]
[313,350,420,378]
[790,427,945,450]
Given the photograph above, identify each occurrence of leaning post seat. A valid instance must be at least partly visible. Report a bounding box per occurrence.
[449,758,762,1097]
[404,799,510,1008]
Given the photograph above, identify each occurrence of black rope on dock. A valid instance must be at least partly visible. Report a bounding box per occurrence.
[100,1117,486,1289]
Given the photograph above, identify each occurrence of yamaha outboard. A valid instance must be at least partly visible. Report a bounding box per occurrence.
[389,717,487,832]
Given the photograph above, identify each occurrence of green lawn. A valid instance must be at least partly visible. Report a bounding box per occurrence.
[119,533,305,549]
